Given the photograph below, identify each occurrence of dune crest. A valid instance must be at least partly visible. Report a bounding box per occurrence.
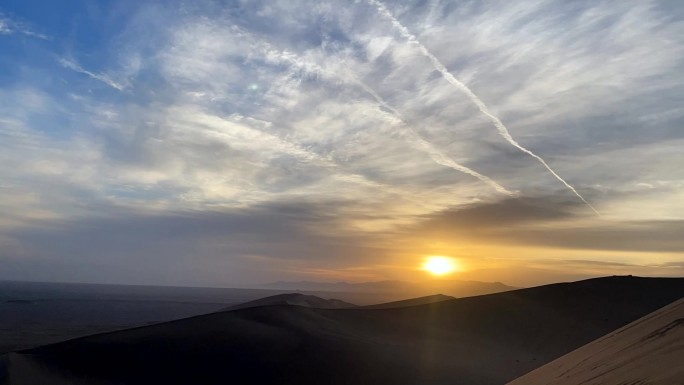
[224,293,357,311]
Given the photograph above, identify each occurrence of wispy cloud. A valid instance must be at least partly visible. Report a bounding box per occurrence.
[172,107,426,205]
[1,0,683,284]
[0,13,48,39]
[59,58,126,91]
[236,32,513,195]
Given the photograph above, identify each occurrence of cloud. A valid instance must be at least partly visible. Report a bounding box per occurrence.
[0,201,390,286]
[0,0,683,285]
[0,13,48,39]
[411,195,684,252]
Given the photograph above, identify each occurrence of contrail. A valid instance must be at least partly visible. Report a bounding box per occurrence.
[356,82,513,196]
[59,58,125,91]
[0,14,50,40]
[367,0,600,216]
[248,36,512,195]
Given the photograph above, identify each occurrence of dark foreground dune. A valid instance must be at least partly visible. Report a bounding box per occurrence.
[2,276,683,385]
[508,297,684,384]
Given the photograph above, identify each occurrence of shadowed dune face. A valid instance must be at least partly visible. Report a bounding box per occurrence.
[508,297,684,385]
[361,294,455,309]
[4,277,684,385]
[0,355,8,385]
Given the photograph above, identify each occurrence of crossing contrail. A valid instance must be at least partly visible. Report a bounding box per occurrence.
[250,37,512,195]
[356,82,513,196]
[367,0,600,216]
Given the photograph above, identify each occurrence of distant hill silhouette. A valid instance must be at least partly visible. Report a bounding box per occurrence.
[224,293,357,311]
[261,279,516,297]
[2,276,683,385]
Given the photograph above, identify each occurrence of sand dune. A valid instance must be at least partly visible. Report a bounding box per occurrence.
[224,293,357,310]
[0,280,362,353]
[2,276,683,385]
[508,297,684,385]
[362,294,455,309]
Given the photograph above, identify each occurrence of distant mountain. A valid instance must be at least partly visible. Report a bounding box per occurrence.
[261,279,516,298]
[5,276,684,385]
[262,280,408,292]
[224,293,357,311]
[508,297,684,384]
[361,294,455,309]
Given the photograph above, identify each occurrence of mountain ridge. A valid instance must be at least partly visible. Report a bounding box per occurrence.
[224,293,357,311]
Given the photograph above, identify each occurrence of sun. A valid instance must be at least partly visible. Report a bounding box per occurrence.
[422,256,458,275]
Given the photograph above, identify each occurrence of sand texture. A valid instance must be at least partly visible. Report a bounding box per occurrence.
[509,297,684,385]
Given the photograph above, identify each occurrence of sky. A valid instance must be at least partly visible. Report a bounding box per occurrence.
[1,0,683,288]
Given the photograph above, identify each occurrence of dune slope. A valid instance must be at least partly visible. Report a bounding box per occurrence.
[3,276,684,385]
[508,297,684,385]
[362,294,455,309]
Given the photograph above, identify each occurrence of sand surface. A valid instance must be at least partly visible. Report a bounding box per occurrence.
[508,297,684,385]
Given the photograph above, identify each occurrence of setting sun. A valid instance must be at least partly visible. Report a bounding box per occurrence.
[422,256,458,275]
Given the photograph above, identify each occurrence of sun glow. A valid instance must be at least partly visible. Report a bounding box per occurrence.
[422,256,458,275]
